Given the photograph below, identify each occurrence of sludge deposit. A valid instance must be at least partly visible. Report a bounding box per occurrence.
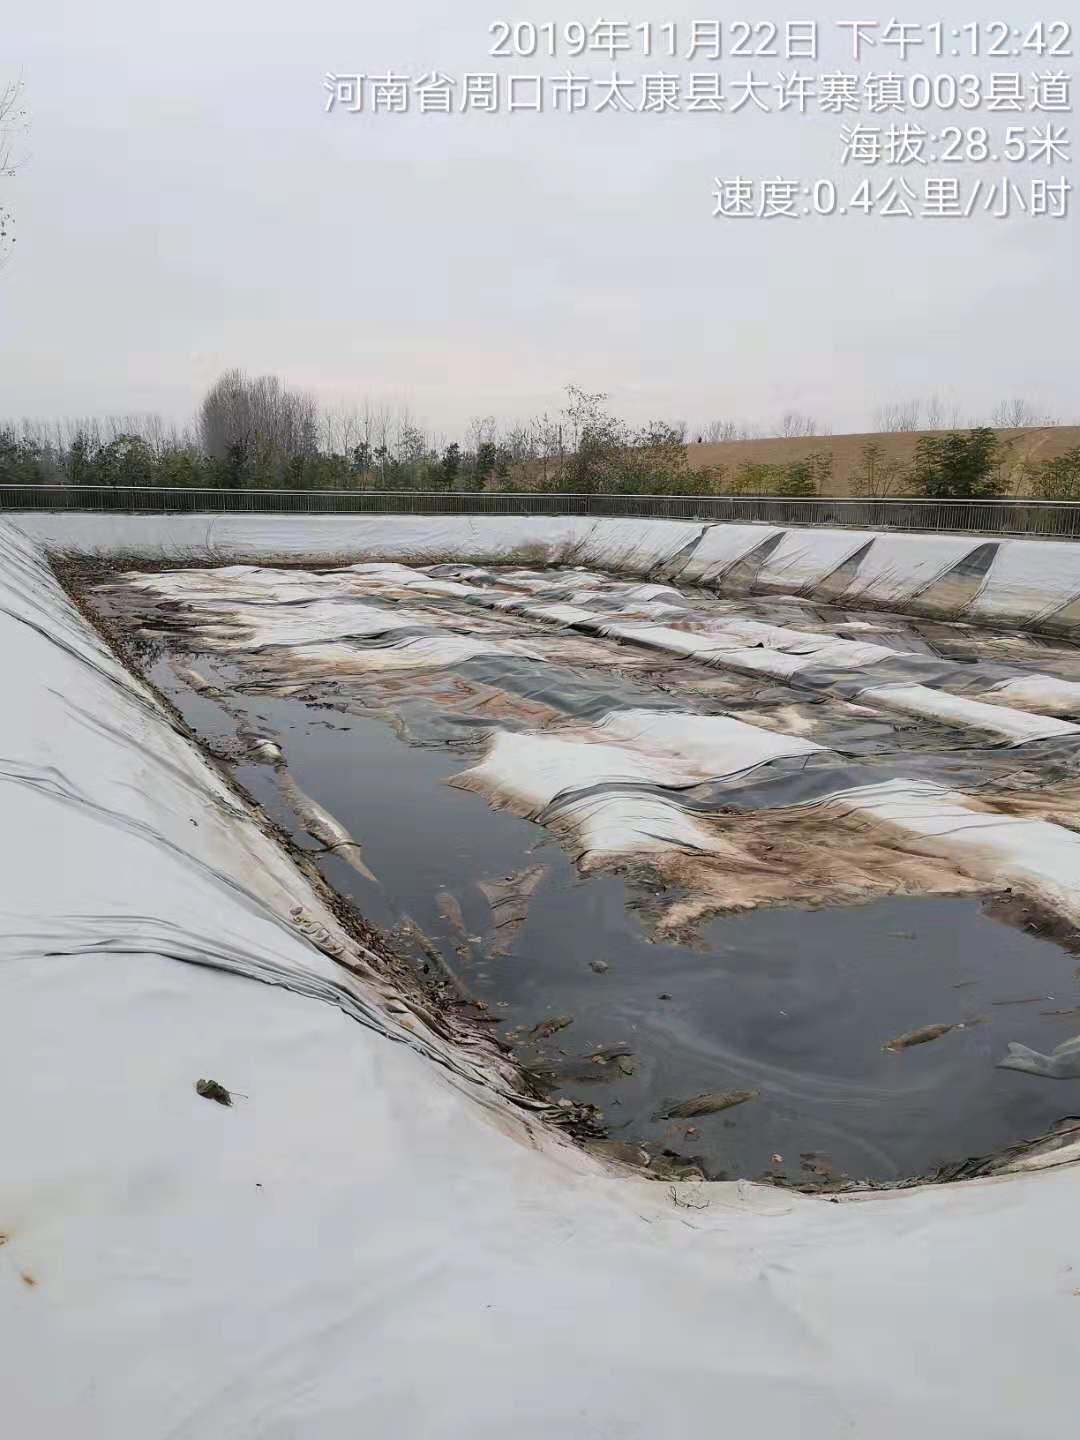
[82,551,1080,1187]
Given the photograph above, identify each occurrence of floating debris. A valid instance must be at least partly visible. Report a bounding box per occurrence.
[478,865,546,956]
[242,733,284,765]
[545,1045,637,1087]
[276,770,379,884]
[657,1089,759,1120]
[195,1078,234,1107]
[590,1047,636,1078]
[529,1015,574,1041]
[436,891,471,950]
[174,664,220,696]
[884,1023,959,1051]
[998,1033,1080,1079]
[587,1138,651,1169]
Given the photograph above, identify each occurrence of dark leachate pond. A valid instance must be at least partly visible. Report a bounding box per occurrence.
[140,651,1080,1188]
[84,556,1080,1187]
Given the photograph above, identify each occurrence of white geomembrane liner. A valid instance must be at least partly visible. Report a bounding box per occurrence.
[678,523,783,582]
[835,533,985,605]
[120,550,1080,750]
[858,684,1080,744]
[554,789,728,864]
[454,729,712,812]
[969,538,1080,624]
[575,517,707,571]
[213,597,424,649]
[752,527,872,592]
[276,633,535,673]
[466,578,1080,744]
[828,778,1080,928]
[989,674,1080,716]
[591,708,822,771]
[4,518,1080,1437]
[454,711,822,820]
[13,510,1080,634]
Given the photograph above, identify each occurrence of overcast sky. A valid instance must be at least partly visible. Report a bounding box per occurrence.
[2,1,1076,439]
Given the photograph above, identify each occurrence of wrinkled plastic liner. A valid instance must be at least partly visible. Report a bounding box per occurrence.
[74,554,1080,1186]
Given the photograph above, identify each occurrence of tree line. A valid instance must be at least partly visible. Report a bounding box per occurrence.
[2,372,1078,499]
[854,430,1080,501]
[0,375,826,496]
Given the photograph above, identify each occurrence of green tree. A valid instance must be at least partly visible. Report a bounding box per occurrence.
[0,426,49,484]
[1033,447,1080,501]
[775,451,831,497]
[66,432,98,485]
[729,461,777,495]
[156,448,209,489]
[474,440,497,486]
[100,434,156,488]
[439,442,461,490]
[912,428,1004,499]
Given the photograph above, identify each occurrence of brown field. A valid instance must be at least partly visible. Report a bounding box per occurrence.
[685,425,1080,497]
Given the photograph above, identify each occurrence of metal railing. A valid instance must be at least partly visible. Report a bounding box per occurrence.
[3,485,1080,539]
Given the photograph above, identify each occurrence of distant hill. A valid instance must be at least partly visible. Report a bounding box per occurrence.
[685,426,1080,497]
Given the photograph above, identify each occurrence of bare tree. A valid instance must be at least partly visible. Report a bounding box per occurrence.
[96,412,182,455]
[466,414,497,460]
[875,395,966,432]
[856,441,907,497]
[199,370,319,463]
[777,410,819,438]
[875,400,924,432]
[991,397,1053,429]
[499,421,538,463]
[323,402,365,456]
[527,412,563,486]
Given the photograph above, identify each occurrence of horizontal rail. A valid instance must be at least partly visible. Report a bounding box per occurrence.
[3,486,1080,539]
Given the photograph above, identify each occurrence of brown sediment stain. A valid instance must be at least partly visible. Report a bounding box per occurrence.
[629,802,986,940]
[726,703,825,738]
[266,666,567,735]
[980,782,1080,835]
